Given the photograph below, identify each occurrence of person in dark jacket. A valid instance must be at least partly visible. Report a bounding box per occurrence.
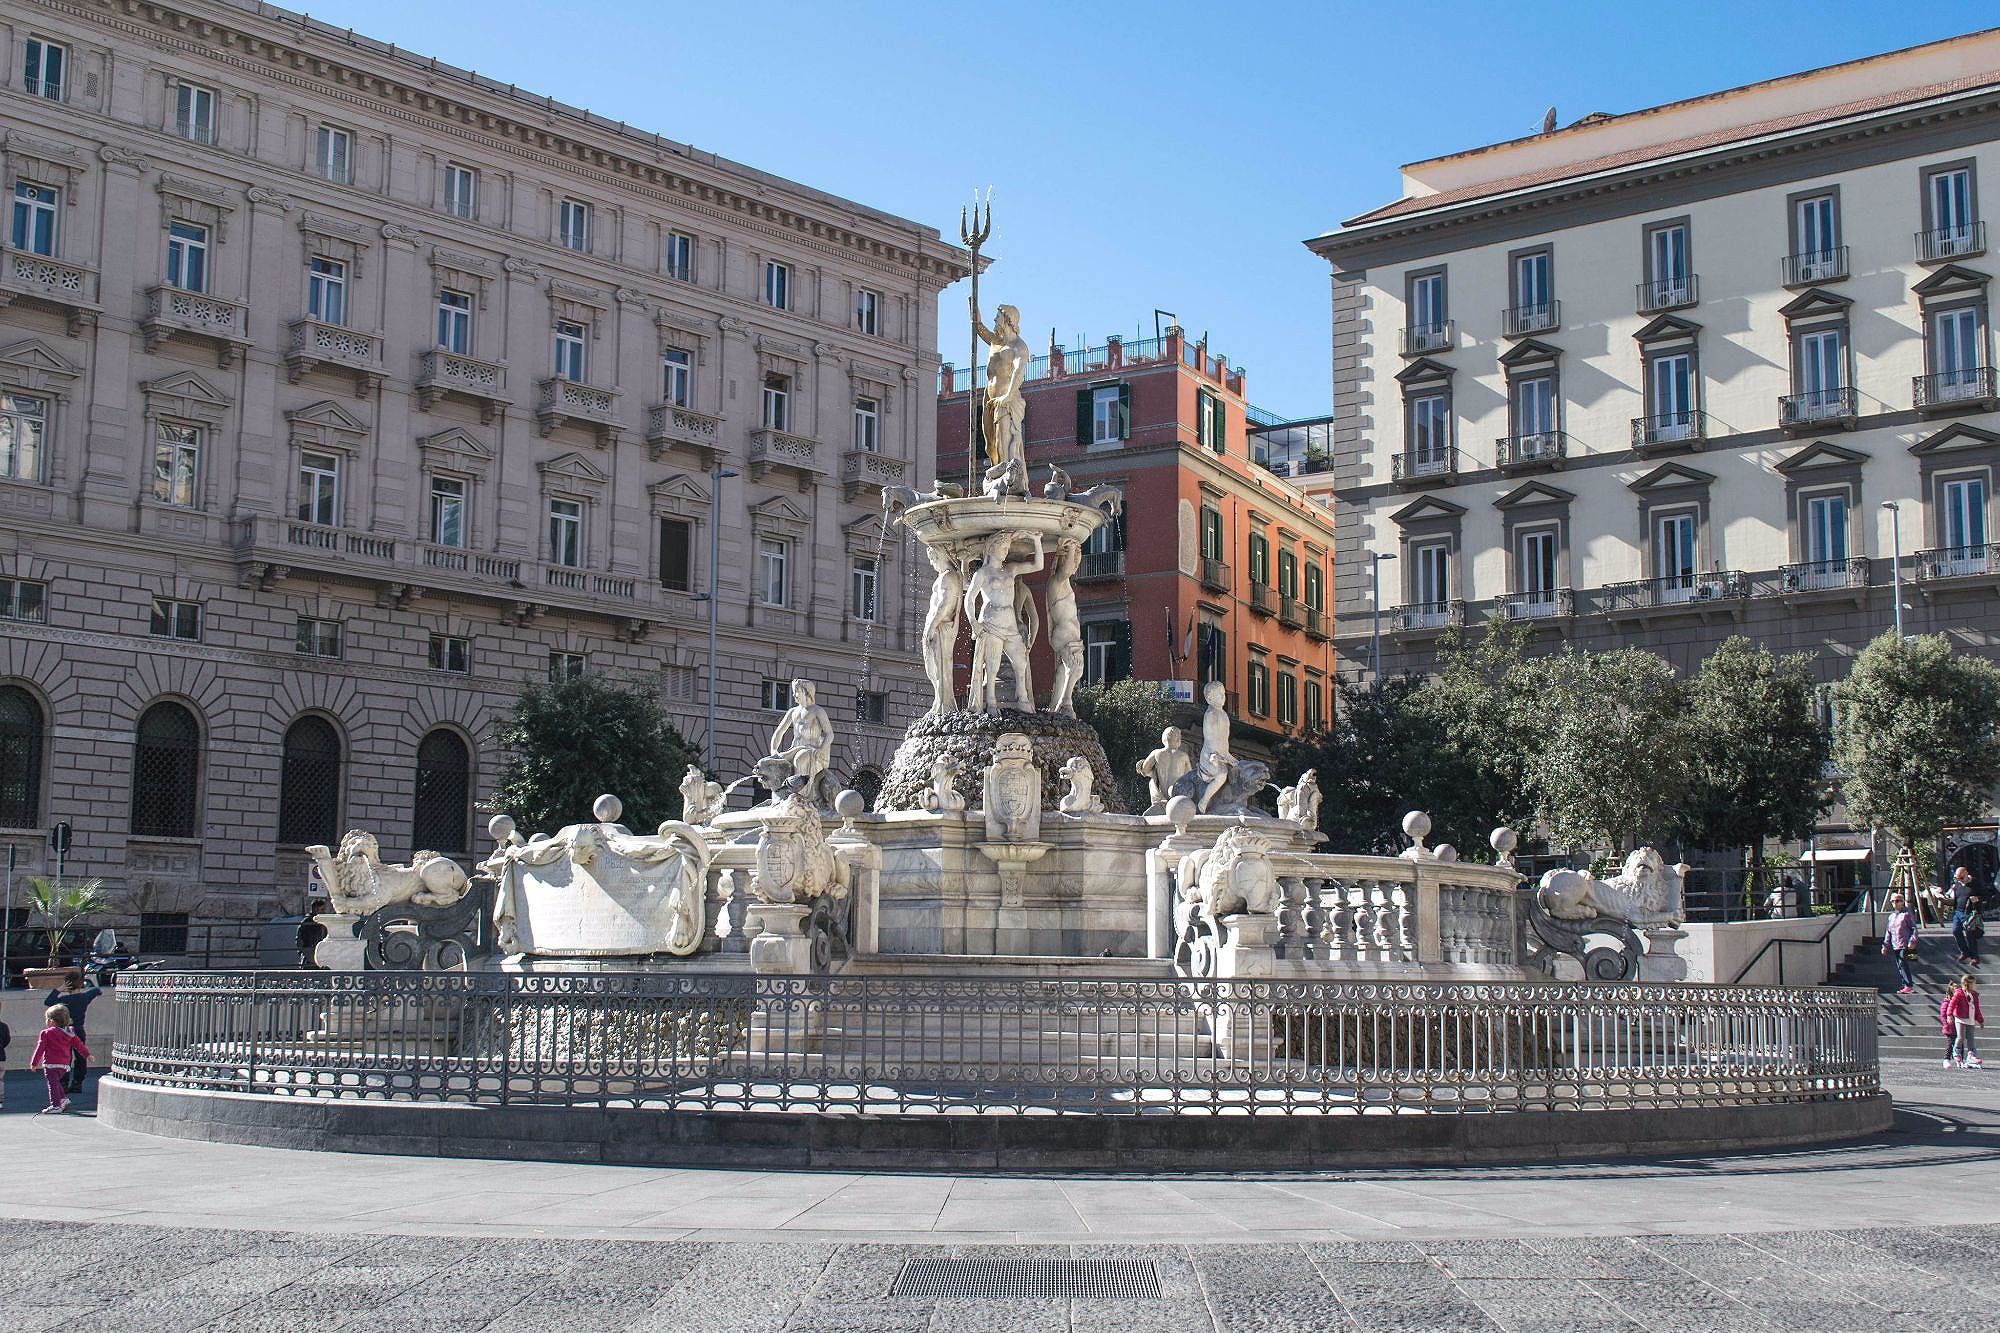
[41,974,100,1095]
[1951,867,1988,966]
[0,1018,10,1108]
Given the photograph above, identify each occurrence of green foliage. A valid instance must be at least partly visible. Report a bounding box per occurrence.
[1075,679,1181,812]
[27,875,108,966]
[488,673,701,836]
[1676,636,1830,862]
[1409,616,1538,834]
[1832,632,2000,848]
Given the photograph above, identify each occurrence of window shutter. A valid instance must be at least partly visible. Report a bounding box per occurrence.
[1111,621,1132,681]
[1076,389,1091,443]
[1112,508,1128,551]
[1117,383,1131,438]
[1212,396,1227,454]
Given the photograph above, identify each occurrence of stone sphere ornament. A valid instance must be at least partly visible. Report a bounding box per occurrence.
[1166,794,1196,834]
[487,813,516,844]
[593,793,623,823]
[1402,810,1432,841]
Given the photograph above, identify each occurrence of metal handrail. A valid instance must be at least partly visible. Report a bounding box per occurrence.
[1727,886,1883,986]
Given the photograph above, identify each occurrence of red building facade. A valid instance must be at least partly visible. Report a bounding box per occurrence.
[937,326,1339,754]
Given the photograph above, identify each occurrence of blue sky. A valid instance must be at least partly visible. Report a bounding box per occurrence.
[324,1,1992,418]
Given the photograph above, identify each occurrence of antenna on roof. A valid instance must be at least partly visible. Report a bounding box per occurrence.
[1541,107,1558,135]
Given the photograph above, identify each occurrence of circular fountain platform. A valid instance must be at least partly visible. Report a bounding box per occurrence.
[878,708,1124,813]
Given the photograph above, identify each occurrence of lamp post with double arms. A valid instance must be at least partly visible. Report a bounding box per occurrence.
[1370,551,1397,682]
[702,465,741,772]
[1881,500,1904,640]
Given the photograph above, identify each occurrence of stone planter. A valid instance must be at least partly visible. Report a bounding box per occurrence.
[23,965,81,994]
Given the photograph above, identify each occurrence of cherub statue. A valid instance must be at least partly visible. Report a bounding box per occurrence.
[1137,726,1192,814]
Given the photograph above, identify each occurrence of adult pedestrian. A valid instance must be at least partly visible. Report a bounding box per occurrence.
[42,973,101,1096]
[1949,866,1987,966]
[1945,973,1984,1068]
[0,1016,10,1109]
[1883,894,1919,995]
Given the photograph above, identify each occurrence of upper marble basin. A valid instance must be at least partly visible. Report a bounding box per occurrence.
[897,496,1107,549]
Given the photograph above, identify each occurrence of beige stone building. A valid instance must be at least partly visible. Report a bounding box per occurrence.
[0,0,966,958]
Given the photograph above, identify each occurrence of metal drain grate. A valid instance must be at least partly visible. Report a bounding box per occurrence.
[892,1257,1160,1301]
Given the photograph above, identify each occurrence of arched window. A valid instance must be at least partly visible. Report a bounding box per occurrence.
[0,685,44,829]
[277,716,342,846]
[131,701,200,838]
[411,728,470,854]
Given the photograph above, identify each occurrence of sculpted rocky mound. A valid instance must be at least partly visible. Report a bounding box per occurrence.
[878,709,1124,815]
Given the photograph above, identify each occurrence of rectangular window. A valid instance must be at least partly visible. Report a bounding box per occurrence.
[1200,506,1224,562]
[1083,621,1129,684]
[761,678,793,712]
[138,912,190,955]
[1197,389,1226,452]
[853,396,880,453]
[442,163,477,220]
[664,665,697,702]
[851,556,878,622]
[151,423,200,507]
[1931,306,1984,399]
[1796,327,1848,414]
[1647,352,1696,438]
[759,537,789,606]
[23,36,64,100]
[1794,194,1839,270]
[307,257,347,326]
[295,451,340,527]
[1278,549,1298,600]
[0,577,47,623]
[294,617,342,659]
[437,289,472,354]
[1304,562,1324,611]
[1943,475,1988,555]
[1654,510,1698,594]
[1412,541,1450,608]
[1248,532,1269,587]
[1407,270,1446,337]
[1517,527,1558,602]
[166,221,209,293]
[553,321,588,381]
[314,125,352,184]
[429,476,466,548]
[1512,249,1553,325]
[855,288,879,335]
[663,231,693,282]
[174,83,216,144]
[658,517,693,591]
[547,498,584,568]
[149,598,202,641]
[858,691,888,725]
[1409,392,1450,463]
[0,393,48,483]
[11,182,57,256]
[762,374,791,431]
[1277,672,1298,729]
[1091,384,1123,446]
[661,348,692,407]
[763,260,789,309]
[1930,167,1977,252]
[1199,624,1227,689]
[1247,660,1270,717]
[1512,374,1556,441]
[1647,222,1690,292]
[549,651,587,684]
[1804,493,1848,565]
[427,634,470,674]
[1304,678,1323,734]
[558,198,590,252]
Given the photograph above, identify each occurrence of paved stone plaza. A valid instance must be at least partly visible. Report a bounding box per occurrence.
[0,1062,1992,1328]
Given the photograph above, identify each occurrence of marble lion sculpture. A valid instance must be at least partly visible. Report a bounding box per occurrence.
[1536,848,1688,929]
[1176,824,1281,919]
[306,830,471,917]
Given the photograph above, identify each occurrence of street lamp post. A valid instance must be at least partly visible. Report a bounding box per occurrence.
[1370,551,1396,682]
[702,465,741,773]
[1881,501,1903,640]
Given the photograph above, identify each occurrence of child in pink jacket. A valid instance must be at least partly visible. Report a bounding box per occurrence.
[28,1004,89,1114]
[1945,975,1985,1069]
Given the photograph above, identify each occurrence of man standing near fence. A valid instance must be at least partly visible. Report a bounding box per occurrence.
[40,973,100,1096]
[1950,866,1987,967]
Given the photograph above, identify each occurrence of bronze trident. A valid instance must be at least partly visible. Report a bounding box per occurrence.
[960,193,991,495]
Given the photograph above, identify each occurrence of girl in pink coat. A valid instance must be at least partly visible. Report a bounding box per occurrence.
[28,1004,89,1114]
[1945,975,1985,1069]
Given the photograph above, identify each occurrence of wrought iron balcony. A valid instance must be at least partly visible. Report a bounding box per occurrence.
[1391,446,1459,486]
[841,447,907,502]
[1391,600,1465,633]
[1199,557,1231,593]
[1602,570,1748,612]
[1248,581,1276,616]
[1782,247,1849,287]
[286,318,383,396]
[1630,410,1707,451]
[1779,387,1857,432]
[1497,588,1574,621]
[0,248,99,334]
[1917,222,1986,263]
[1777,558,1871,594]
[1278,595,1305,629]
[748,428,823,490]
[537,377,622,444]
[644,404,724,464]
[1636,274,1698,313]
[1399,321,1454,355]
[142,285,250,366]
[416,348,510,422]
[1500,300,1560,336]
[1495,431,1566,471]
[1077,550,1125,580]
[1303,605,1329,640]
[1914,366,1999,414]
[1916,544,2000,582]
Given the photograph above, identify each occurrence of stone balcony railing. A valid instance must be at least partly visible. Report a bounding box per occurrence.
[537,377,622,444]
[0,247,99,333]
[749,428,823,490]
[286,318,384,396]
[142,285,250,366]
[415,349,510,422]
[645,404,724,465]
[840,447,908,502]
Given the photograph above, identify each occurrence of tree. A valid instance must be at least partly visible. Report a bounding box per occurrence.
[1832,632,2000,851]
[1515,647,1690,858]
[1409,616,1537,835]
[27,875,108,966]
[489,673,701,836]
[1074,679,1181,813]
[1677,636,1830,877]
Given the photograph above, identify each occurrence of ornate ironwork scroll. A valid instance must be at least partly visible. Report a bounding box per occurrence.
[358,876,496,971]
[1525,897,1645,981]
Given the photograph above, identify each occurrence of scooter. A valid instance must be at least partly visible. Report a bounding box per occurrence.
[85,952,166,988]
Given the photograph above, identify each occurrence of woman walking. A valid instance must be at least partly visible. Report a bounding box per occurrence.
[1945,974,1984,1069]
[27,1004,89,1114]
[1884,894,1919,995]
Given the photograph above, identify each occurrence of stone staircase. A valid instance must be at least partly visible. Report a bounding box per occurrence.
[1826,923,1973,1060]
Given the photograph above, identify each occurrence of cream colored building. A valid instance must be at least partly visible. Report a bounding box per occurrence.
[1309,30,2000,694]
[0,0,965,957]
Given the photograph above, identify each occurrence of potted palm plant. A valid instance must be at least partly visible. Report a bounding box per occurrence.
[22,875,108,992]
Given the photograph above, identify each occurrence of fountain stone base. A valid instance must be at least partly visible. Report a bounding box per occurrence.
[878,708,1123,814]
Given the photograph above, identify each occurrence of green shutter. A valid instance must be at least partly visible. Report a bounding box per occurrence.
[1112,620,1132,680]
[1117,383,1131,438]
[1213,396,1227,454]
[1076,388,1091,443]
